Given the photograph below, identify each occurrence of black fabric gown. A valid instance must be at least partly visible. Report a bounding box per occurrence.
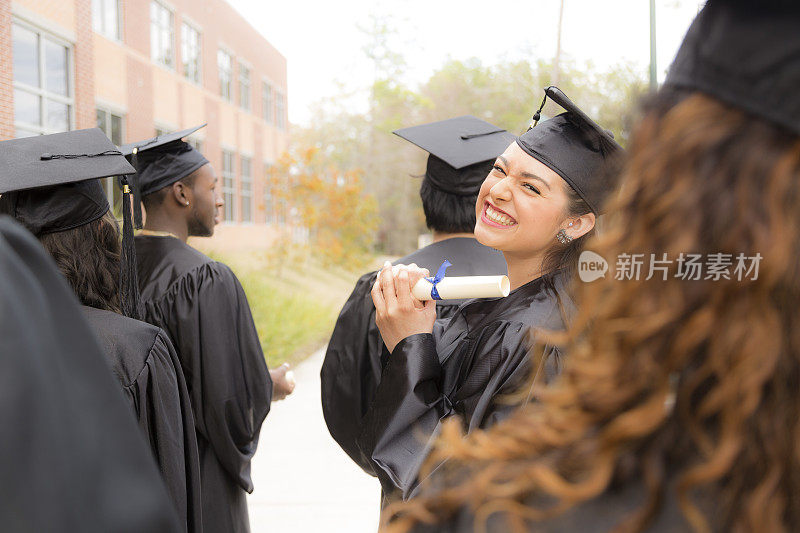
[135,234,272,533]
[321,237,506,474]
[83,306,202,533]
[0,216,180,533]
[357,274,570,499]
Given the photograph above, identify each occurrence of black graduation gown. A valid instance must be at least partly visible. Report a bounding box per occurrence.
[321,237,506,474]
[357,275,570,498]
[0,216,180,533]
[135,235,272,533]
[83,306,202,533]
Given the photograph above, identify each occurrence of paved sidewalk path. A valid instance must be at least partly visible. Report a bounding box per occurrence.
[248,347,381,532]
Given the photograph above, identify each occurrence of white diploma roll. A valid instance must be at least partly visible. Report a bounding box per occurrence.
[412,275,510,301]
[285,370,297,387]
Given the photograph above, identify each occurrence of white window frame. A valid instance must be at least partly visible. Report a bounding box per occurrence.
[239,155,253,223]
[238,62,251,111]
[275,89,286,131]
[180,20,201,84]
[218,48,233,102]
[150,1,174,69]
[221,149,237,222]
[261,79,273,124]
[96,106,125,208]
[92,0,122,41]
[13,19,75,137]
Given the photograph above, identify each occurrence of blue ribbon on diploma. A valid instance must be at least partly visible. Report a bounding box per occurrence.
[427,260,452,300]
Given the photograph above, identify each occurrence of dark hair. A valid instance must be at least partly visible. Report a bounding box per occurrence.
[540,150,622,288]
[141,171,199,210]
[38,212,122,314]
[541,185,595,282]
[419,178,478,234]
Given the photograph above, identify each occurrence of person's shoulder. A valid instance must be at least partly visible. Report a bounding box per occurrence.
[398,238,506,276]
[82,307,169,386]
[136,235,214,271]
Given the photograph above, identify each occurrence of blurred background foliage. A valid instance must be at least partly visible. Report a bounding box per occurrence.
[263,21,648,258]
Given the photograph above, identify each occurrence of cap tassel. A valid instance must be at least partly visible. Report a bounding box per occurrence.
[119,176,141,320]
[527,93,549,131]
[131,147,143,229]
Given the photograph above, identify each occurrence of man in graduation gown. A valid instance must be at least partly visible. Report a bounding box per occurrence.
[0,215,181,533]
[123,126,295,533]
[0,129,202,532]
[320,116,512,474]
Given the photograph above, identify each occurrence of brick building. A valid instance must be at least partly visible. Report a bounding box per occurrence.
[1,0,289,249]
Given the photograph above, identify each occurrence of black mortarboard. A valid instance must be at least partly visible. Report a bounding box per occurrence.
[0,128,141,319]
[664,0,800,135]
[120,124,209,214]
[517,86,622,214]
[394,116,515,196]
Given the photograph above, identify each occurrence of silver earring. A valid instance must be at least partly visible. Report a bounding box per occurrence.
[556,229,573,244]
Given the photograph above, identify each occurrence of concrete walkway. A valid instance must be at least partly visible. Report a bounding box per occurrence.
[248,348,381,532]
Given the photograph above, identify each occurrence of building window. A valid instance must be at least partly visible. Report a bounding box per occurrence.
[261,81,273,123]
[240,156,252,222]
[263,162,274,222]
[276,91,286,130]
[239,65,250,110]
[96,108,124,210]
[150,1,174,69]
[96,109,123,145]
[93,0,120,40]
[13,23,73,138]
[218,49,232,101]
[222,150,236,222]
[181,22,201,84]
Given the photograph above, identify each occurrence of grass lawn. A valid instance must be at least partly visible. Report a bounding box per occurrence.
[203,250,372,368]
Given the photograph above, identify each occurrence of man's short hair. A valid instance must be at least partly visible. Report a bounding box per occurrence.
[419,177,478,234]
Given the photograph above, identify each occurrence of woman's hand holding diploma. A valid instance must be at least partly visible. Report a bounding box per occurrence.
[372,261,437,353]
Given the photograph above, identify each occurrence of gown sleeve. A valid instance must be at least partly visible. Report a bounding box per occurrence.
[122,330,202,533]
[321,273,466,476]
[356,322,560,499]
[0,218,180,533]
[356,333,452,497]
[146,261,273,493]
[320,271,386,474]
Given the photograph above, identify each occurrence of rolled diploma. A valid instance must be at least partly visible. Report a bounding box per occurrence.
[412,275,510,301]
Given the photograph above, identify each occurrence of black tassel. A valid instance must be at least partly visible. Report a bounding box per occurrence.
[527,93,549,131]
[131,148,143,229]
[119,176,141,320]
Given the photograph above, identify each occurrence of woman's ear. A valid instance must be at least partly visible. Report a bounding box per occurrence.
[565,212,596,240]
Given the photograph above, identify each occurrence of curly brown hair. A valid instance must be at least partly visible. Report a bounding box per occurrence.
[383,91,800,532]
[38,212,122,314]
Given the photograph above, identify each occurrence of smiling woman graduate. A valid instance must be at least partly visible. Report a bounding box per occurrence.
[357,87,623,500]
[0,129,201,533]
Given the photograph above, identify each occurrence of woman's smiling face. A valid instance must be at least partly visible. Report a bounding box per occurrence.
[474,141,573,255]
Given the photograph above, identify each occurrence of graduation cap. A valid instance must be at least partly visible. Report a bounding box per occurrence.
[664,0,800,135]
[0,128,141,319]
[394,116,515,196]
[120,124,209,224]
[517,86,622,214]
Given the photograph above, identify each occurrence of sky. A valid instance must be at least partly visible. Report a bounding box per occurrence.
[228,0,705,127]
